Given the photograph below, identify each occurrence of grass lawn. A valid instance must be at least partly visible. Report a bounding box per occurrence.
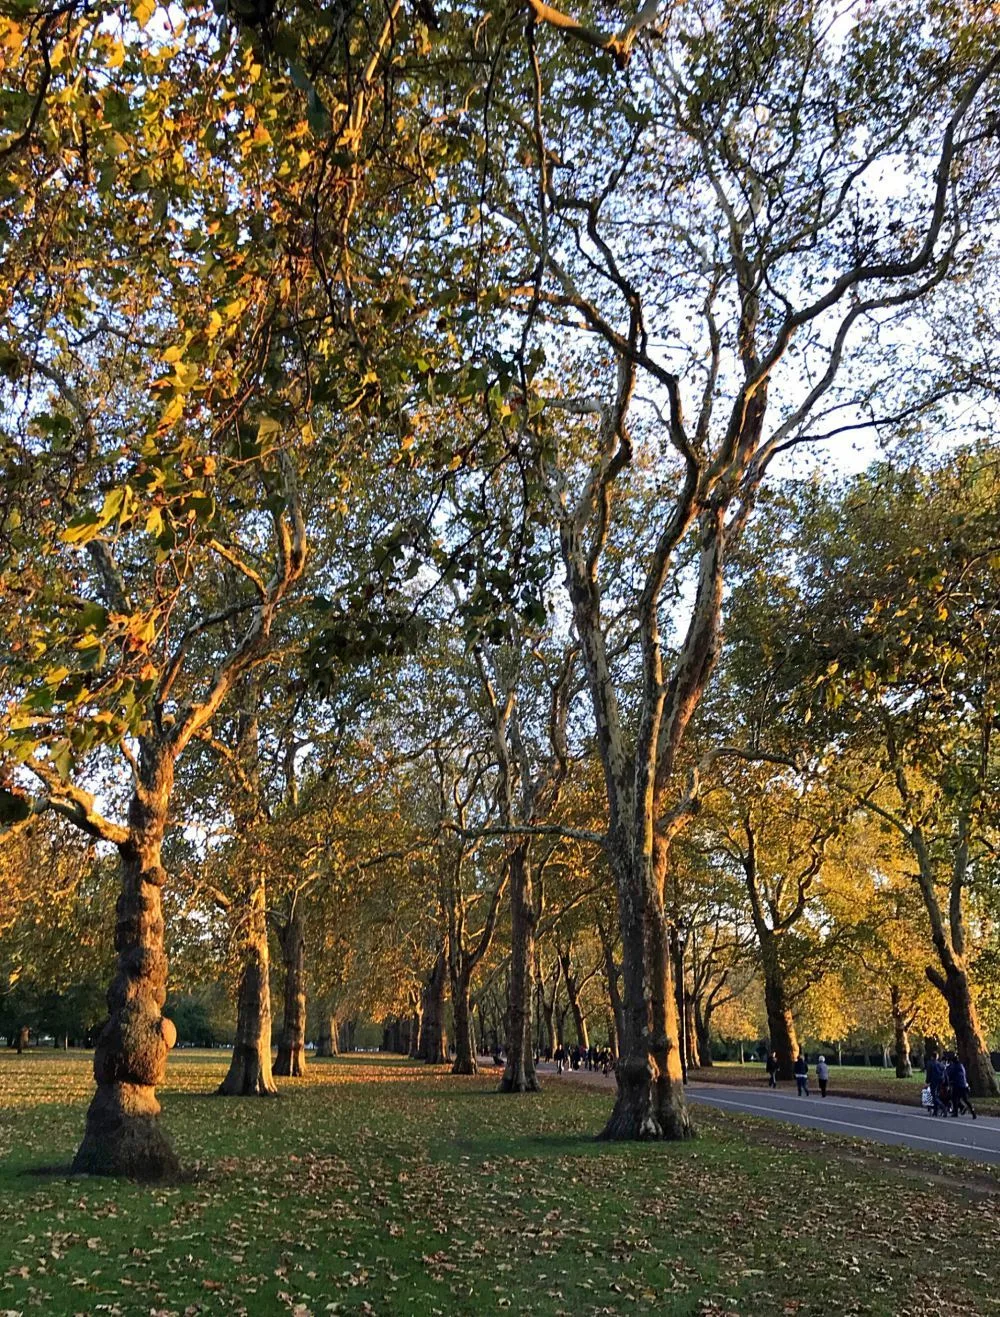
[689,1061,1000,1114]
[2,1051,1000,1316]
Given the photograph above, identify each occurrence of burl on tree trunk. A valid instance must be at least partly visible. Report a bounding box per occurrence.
[218,875,277,1096]
[274,906,307,1077]
[72,750,179,1179]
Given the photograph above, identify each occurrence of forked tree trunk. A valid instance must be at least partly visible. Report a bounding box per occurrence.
[601,847,691,1142]
[316,1010,338,1057]
[420,951,448,1064]
[72,741,180,1179]
[274,906,307,1078]
[218,872,276,1096]
[890,984,912,1079]
[929,962,998,1097]
[501,844,540,1092]
[451,972,477,1075]
[559,944,590,1052]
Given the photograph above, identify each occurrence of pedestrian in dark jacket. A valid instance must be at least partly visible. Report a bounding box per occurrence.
[765,1051,779,1088]
[947,1054,977,1119]
[925,1053,947,1117]
[794,1053,810,1096]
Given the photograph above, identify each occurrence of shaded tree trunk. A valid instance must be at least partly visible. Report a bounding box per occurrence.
[15,1024,28,1053]
[316,1009,339,1058]
[408,1004,421,1059]
[218,872,276,1096]
[451,972,476,1075]
[274,905,306,1077]
[501,844,539,1092]
[598,921,625,1064]
[419,951,448,1064]
[559,941,590,1050]
[72,739,180,1179]
[694,1000,713,1068]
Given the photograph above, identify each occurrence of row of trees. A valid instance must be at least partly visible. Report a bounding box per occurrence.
[2,0,1000,1176]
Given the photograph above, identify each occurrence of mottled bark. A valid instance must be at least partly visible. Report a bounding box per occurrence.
[72,740,179,1179]
[218,872,276,1096]
[274,906,306,1077]
[501,844,540,1092]
[601,847,691,1141]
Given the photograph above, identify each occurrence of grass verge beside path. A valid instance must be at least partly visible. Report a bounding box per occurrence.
[688,1061,1000,1115]
[2,1050,999,1316]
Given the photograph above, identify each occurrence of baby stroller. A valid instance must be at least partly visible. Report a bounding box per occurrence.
[921,1079,950,1116]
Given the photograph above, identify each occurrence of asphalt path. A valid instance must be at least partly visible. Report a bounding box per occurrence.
[539,1064,1000,1168]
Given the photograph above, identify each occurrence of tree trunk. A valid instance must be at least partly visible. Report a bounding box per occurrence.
[15,1024,28,1053]
[408,1005,421,1059]
[501,844,540,1092]
[420,951,448,1064]
[929,962,999,1097]
[600,846,692,1142]
[559,942,590,1050]
[760,932,798,1081]
[72,739,180,1180]
[274,905,306,1077]
[599,923,625,1059]
[694,1001,713,1068]
[218,872,276,1096]
[451,971,477,1075]
[685,998,700,1070]
[316,1010,338,1057]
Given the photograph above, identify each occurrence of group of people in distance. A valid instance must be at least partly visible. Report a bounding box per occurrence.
[924,1050,977,1119]
[549,1043,614,1076]
[762,1048,978,1118]
[765,1051,830,1096]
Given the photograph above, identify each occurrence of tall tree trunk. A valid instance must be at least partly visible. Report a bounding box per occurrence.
[408,1004,421,1059]
[685,998,700,1070]
[890,984,912,1079]
[501,844,540,1092]
[274,905,306,1077]
[559,942,590,1050]
[72,739,180,1179]
[929,962,998,1097]
[420,951,448,1064]
[694,1000,713,1068]
[218,872,276,1096]
[601,845,691,1142]
[760,931,798,1081]
[451,971,477,1075]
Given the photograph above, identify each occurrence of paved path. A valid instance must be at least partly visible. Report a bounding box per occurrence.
[540,1065,1000,1168]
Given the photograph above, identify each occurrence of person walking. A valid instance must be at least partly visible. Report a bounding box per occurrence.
[947,1053,977,1119]
[794,1052,810,1096]
[816,1054,829,1097]
[925,1051,947,1117]
[765,1051,779,1089]
[555,1044,565,1076]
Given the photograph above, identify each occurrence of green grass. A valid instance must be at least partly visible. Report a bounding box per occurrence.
[690,1060,1000,1113]
[2,1050,1000,1316]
